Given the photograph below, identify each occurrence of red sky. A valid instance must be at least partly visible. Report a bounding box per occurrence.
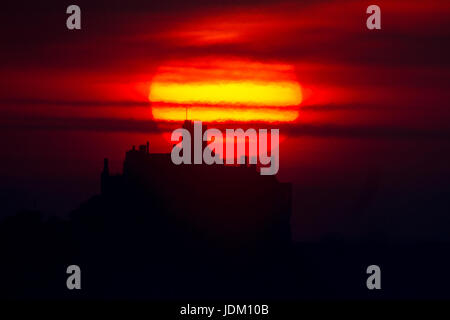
[0,0,450,240]
[1,0,449,129]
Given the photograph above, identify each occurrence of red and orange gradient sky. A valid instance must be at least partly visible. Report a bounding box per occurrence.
[1,0,449,131]
[0,0,450,240]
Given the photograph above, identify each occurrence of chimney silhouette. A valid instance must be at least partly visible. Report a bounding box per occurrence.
[101,158,109,194]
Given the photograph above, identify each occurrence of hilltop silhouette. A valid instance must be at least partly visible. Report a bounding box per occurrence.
[0,121,294,299]
[1,121,450,300]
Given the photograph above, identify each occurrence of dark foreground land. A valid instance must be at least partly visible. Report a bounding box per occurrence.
[1,212,449,300]
[1,140,449,300]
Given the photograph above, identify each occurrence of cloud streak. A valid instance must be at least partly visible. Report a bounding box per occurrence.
[3,115,450,141]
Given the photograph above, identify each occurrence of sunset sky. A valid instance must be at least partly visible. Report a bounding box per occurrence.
[1,0,449,240]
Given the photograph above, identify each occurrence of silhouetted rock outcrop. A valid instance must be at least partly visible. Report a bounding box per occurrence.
[0,122,293,299]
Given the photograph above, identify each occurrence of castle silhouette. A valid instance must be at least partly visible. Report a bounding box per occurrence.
[0,120,294,299]
[96,120,292,249]
[67,120,292,298]
[2,121,450,300]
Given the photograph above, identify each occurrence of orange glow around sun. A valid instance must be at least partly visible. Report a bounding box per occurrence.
[149,58,302,122]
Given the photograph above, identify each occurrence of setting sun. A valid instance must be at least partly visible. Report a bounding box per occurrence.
[150,81,302,106]
[149,58,302,122]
